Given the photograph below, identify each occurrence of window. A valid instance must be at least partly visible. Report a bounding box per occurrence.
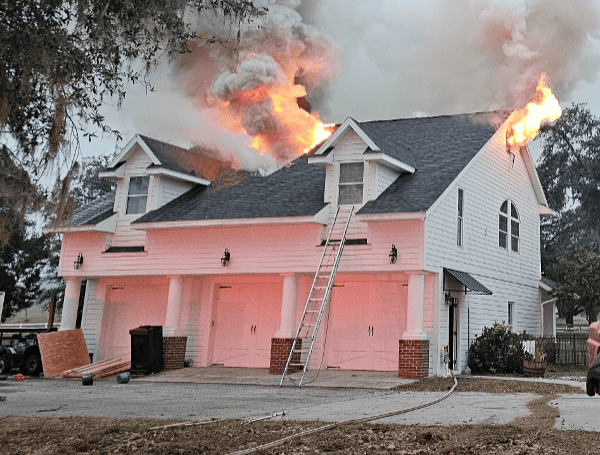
[338,162,364,205]
[457,188,464,247]
[507,301,515,331]
[126,176,149,215]
[499,200,519,252]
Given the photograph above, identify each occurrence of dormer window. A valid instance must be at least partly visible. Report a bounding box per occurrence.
[126,176,149,215]
[338,162,364,205]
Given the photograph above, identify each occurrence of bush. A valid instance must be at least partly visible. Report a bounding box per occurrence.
[468,322,527,374]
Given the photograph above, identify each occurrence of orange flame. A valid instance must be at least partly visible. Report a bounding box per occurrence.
[213,81,334,160]
[507,73,562,147]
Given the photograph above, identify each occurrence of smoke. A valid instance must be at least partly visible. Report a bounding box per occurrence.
[311,0,600,120]
[105,0,600,169]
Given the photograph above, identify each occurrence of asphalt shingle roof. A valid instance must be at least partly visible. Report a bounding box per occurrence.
[73,112,500,227]
[134,157,327,223]
[70,191,116,226]
[139,135,227,182]
[358,112,497,214]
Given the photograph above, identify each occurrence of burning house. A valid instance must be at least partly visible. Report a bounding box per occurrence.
[45,94,558,377]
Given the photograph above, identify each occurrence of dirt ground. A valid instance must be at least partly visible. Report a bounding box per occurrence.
[1,371,596,455]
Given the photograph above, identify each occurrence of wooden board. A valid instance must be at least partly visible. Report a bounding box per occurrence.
[37,329,90,378]
[61,356,131,379]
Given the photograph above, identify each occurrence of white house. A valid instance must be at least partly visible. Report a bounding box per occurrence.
[45,111,553,378]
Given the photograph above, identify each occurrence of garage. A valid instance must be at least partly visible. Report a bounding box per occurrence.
[326,279,405,371]
[212,282,281,368]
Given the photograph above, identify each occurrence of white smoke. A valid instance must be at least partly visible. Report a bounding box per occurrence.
[310,0,600,120]
[101,0,600,168]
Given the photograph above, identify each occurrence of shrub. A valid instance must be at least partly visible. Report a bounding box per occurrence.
[468,322,527,374]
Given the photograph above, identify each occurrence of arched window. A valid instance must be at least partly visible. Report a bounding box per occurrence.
[499,200,519,252]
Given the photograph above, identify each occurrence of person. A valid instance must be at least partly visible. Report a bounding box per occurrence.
[443,345,451,378]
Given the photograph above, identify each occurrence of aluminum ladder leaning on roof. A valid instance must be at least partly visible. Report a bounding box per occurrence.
[279,205,353,387]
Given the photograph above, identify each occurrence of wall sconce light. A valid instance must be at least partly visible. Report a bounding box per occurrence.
[74,253,84,270]
[389,244,398,264]
[445,293,455,306]
[221,248,230,267]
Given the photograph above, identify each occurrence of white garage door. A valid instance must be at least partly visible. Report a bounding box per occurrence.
[212,283,281,368]
[327,281,403,371]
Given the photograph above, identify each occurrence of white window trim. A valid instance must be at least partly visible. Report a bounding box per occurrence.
[457,187,464,247]
[337,161,365,206]
[499,200,520,253]
[124,175,150,216]
[507,301,516,332]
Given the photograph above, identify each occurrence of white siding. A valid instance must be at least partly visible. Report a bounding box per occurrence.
[110,147,152,248]
[375,163,400,199]
[425,130,542,372]
[158,176,195,208]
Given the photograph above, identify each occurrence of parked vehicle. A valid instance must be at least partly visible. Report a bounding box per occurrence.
[0,337,43,376]
[586,353,600,396]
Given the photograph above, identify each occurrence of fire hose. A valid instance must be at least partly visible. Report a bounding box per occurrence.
[225,375,459,455]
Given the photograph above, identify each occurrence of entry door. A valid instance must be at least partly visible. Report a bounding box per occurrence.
[327,282,402,371]
[448,303,459,369]
[212,284,280,368]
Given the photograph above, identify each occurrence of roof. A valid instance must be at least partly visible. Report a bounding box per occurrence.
[70,112,502,227]
[358,113,496,214]
[134,156,327,224]
[70,191,116,227]
[139,135,228,182]
[445,268,493,295]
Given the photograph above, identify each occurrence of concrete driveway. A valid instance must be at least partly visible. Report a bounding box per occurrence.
[0,367,596,432]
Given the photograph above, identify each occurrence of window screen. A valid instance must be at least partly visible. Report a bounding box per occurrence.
[126,176,149,215]
[338,162,364,205]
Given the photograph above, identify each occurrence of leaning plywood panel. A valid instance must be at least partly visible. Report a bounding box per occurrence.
[37,329,90,377]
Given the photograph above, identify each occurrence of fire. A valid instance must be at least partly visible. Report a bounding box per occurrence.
[212,76,334,160]
[506,73,562,147]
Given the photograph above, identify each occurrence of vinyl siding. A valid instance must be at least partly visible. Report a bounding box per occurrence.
[158,176,196,208]
[424,128,542,372]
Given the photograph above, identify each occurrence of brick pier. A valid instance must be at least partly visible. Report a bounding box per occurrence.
[398,340,429,379]
[270,338,302,375]
[162,336,187,371]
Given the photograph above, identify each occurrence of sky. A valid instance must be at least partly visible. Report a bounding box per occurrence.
[82,0,600,166]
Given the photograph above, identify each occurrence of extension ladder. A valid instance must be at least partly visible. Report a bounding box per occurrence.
[279,206,353,387]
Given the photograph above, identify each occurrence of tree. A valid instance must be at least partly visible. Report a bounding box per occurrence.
[537,103,600,275]
[70,155,115,208]
[552,249,600,325]
[0,0,263,234]
[0,221,53,322]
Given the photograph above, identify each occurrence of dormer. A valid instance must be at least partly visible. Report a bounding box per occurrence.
[99,135,216,219]
[308,117,416,209]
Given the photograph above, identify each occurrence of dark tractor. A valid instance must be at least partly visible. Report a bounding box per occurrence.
[0,336,43,376]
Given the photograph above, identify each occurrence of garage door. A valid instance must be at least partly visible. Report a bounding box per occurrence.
[327,281,403,371]
[212,283,281,368]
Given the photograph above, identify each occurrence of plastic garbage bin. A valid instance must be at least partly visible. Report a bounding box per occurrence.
[129,326,163,375]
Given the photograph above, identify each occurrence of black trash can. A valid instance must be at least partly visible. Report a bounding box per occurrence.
[129,326,163,375]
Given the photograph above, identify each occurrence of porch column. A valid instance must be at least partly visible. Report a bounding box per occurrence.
[275,273,298,338]
[60,277,82,331]
[164,276,184,336]
[403,271,427,340]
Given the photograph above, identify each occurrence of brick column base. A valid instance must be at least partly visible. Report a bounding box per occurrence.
[269,338,302,375]
[399,340,429,379]
[163,336,187,371]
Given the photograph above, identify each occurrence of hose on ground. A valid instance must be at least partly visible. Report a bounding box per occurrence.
[225,376,459,455]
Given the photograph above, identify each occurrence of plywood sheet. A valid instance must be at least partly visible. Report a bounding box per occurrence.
[37,329,90,377]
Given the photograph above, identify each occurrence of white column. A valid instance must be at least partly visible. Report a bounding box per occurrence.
[60,278,82,331]
[275,274,298,338]
[164,276,184,337]
[403,271,427,340]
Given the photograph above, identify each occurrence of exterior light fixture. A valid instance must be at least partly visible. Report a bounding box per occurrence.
[389,244,398,264]
[221,248,230,267]
[74,253,84,270]
[445,293,455,306]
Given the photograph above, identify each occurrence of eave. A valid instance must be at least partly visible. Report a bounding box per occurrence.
[356,211,426,222]
[146,167,211,186]
[132,214,327,231]
[314,117,380,155]
[363,151,415,173]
